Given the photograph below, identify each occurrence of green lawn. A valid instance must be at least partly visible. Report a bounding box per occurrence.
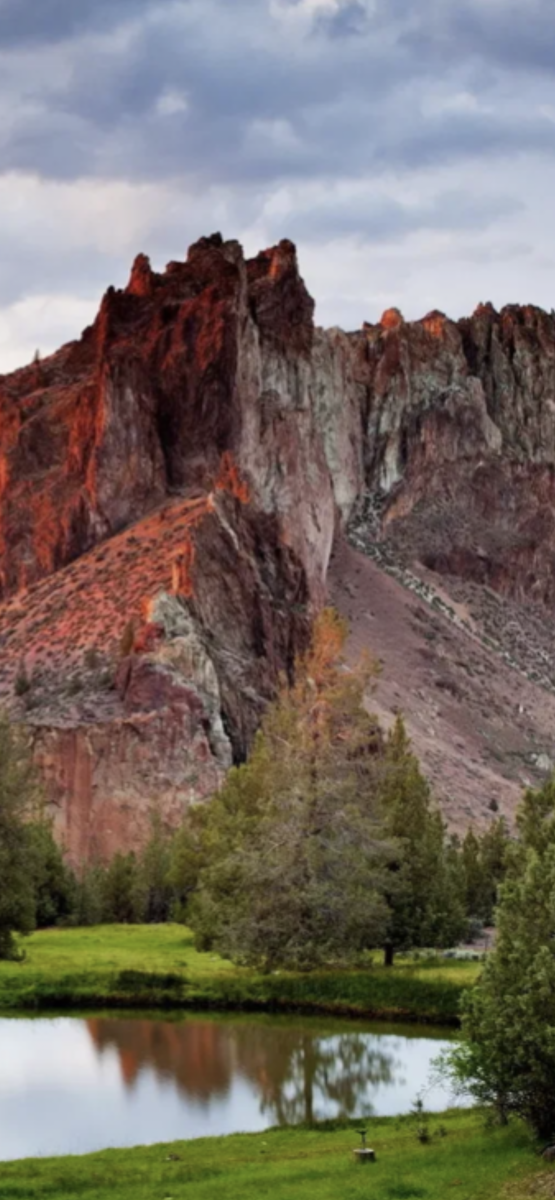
[0,1110,547,1200]
[0,925,479,1023]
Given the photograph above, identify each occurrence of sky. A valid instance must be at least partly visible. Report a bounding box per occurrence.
[1,0,555,370]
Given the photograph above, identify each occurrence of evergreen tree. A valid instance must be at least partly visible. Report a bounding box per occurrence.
[101,852,138,923]
[73,863,105,926]
[0,716,41,958]
[166,808,207,922]
[461,820,510,927]
[446,779,555,1140]
[478,818,510,924]
[25,820,76,927]
[189,610,394,969]
[462,828,486,921]
[378,717,466,965]
[133,813,173,923]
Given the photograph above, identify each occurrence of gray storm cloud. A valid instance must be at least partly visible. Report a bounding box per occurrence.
[0,0,554,369]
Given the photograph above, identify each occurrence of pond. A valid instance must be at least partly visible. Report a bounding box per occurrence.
[0,1012,465,1160]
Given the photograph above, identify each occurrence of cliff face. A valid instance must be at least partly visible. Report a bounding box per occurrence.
[4,234,555,859]
[359,303,555,604]
[0,236,360,604]
[0,235,361,861]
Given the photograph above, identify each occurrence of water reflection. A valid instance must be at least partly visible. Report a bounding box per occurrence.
[87,1014,440,1124]
[0,1014,461,1161]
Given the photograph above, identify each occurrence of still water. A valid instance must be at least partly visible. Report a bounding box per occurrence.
[0,1013,463,1161]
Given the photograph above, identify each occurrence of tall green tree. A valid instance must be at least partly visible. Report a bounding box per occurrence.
[101,852,139,923]
[445,778,555,1140]
[478,818,510,924]
[460,820,510,927]
[378,717,466,966]
[189,610,394,969]
[461,828,485,921]
[166,808,207,922]
[133,813,173,923]
[25,820,76,928]
[72,862,105,926]
[0,716,41,958]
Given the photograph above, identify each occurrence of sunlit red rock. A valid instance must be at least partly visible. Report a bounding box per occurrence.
[3,234,555,854]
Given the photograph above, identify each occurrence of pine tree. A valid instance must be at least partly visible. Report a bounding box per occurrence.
[0,716,41,958]
[478,818,510,924]
[166,808,207,922]
[101,852,139,923]
[25,820,76,927]
[462,828,486,920]
[189,610,394,969]
[378,716,466,966]
[73,863,105,926]
[446,779,555,1139]
[133,813,173,923]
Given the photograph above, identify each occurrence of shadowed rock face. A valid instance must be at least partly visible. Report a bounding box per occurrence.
[4,235,555,858]
[358,303,555,604]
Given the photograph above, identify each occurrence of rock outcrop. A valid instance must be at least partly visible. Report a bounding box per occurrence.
[0,235,359,860]
[4,234,555,858]
[358,303,555,605]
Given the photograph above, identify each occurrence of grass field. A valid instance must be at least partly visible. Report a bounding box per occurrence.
[0,925,480,1023]
[0,1110,548,1200]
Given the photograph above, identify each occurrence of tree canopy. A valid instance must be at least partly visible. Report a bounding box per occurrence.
[445,778,555,1141]
[379,716,467,964]
[176,611,473,970]
[0,716,42,958]
[188,610,394,968]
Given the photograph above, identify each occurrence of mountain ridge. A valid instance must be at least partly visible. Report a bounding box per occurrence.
[3,232,555,860]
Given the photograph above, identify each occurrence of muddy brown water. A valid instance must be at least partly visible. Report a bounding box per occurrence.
[0,1012,466,1160]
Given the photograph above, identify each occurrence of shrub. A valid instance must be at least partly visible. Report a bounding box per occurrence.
[14,661,31,697]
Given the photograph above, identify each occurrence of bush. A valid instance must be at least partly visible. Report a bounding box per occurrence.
[14,662,31,697]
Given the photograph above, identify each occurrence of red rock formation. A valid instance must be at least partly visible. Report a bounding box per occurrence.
[3,233,555,855]
[359,301,555,605]
[0,235,349,859]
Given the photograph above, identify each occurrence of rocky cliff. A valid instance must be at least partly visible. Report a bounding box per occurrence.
[4,234,555,859]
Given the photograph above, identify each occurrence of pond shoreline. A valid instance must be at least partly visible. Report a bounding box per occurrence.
[0,1011,460,1160]
[0,975,465,1026]
[0,1111,541,1199]
[0,925,478,1027]
[0,993,463,1025]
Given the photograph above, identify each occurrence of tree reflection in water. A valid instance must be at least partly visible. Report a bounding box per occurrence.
[86,1016,399,1123]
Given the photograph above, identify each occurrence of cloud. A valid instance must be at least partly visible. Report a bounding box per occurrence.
[0,294,98,374]
[0,0,156,46]
[314,0,369,37]
[1,0,554,192]
[283,187,523,243]
[0,0,554,369]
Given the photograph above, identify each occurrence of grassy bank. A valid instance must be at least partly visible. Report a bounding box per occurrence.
[0,925,479,1023]
[0,1110,547,1200]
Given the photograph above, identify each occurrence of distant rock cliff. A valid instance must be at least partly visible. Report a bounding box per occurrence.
[3,233,555,859]
[359,302,555,605]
